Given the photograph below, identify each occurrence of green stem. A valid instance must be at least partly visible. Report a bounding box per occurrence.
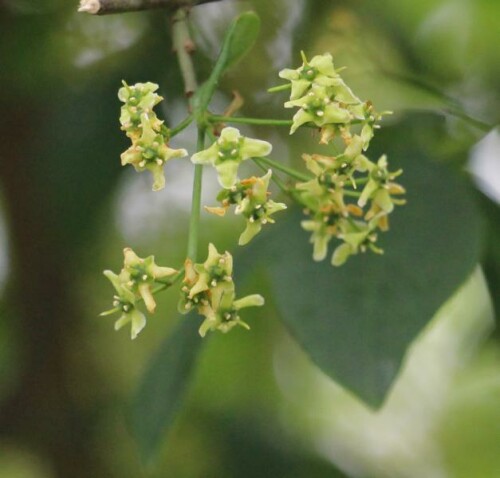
[256,156,311,182]
[209,115,293,127]
[154,268,185,291]
[169,114,193,138]
[343,190,361,198]
[353,177,369,185]
[187,129,205,261]
[171,7,204,262]
[267,84,292,93]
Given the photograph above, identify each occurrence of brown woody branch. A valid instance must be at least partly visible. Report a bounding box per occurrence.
[78,0,223,15]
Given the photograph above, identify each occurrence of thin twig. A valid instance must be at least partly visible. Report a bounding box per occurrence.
[78,0,222,15]
[171,8,197,97]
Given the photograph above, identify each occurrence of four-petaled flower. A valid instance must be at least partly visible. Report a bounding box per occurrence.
[285,85,352,134]
[118,81,164,140]
[205,170,287,245]
[101,270,146,340]
[101,248,177,339]
[179,244,264,337]
[235,170,287,245]
[191,127,272,188]
[121,114,188,191]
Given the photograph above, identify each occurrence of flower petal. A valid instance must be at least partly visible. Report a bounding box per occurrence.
[214,160,241,188]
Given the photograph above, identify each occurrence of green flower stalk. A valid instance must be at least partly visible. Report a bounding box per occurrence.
[191,127,272,188]
[179,244,264,336]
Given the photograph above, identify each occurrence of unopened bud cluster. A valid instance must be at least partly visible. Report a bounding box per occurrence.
[279,53,405,265]
[119,82,187,191]
[178,244,264,336]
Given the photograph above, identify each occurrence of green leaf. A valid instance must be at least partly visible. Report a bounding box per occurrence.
[193,12,260,115]
[129,318,204,465]
[222,11,261,73]
[240,142,482,407]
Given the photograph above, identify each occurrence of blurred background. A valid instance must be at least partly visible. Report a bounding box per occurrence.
[0,0,499,477]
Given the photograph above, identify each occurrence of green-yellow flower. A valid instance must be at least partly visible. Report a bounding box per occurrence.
[358,155,405,212]
[119,247,177,313]
[191,127,272,188]
[332,219,383,266]
[235,170,287,245]
[285,85,352,134]
[118,81,164,141]
[101,270,146,340]
[178,244,264,337]
[121,114,188,191]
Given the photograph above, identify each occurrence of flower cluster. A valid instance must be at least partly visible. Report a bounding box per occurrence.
[279,52,385,146]
[101,248,177,339]
[192,127,285,243]
[205,169,287,245]
[119,81,187,191]
[278,53,405,265]
[178,244,264,336]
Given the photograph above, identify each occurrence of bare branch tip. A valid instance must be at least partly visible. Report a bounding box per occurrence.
[78,0,101,14]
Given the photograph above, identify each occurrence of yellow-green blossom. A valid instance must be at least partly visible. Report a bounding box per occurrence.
[101,270,146,340]
[121,114,187,191]
[118,81,164,140]
[358,155,405,211]
[119,247,177,313]
[235,170,287,245]
[332,219,383,266]
[179,244,264,337]
[279,52,339,100]
[198,282,264,337]
[205,171,287,245]
[191,127,272,188]
[285,85,352,134]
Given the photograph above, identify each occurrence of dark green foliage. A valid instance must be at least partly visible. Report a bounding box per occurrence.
[129,318,205,465]
[240,118,483,406]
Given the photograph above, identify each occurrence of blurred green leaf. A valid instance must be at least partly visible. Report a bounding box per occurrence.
[241,132,482,407]
[222,11,261,73]
[193,12,260,114]
[129,318,204,465]
[439,347,500,478]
